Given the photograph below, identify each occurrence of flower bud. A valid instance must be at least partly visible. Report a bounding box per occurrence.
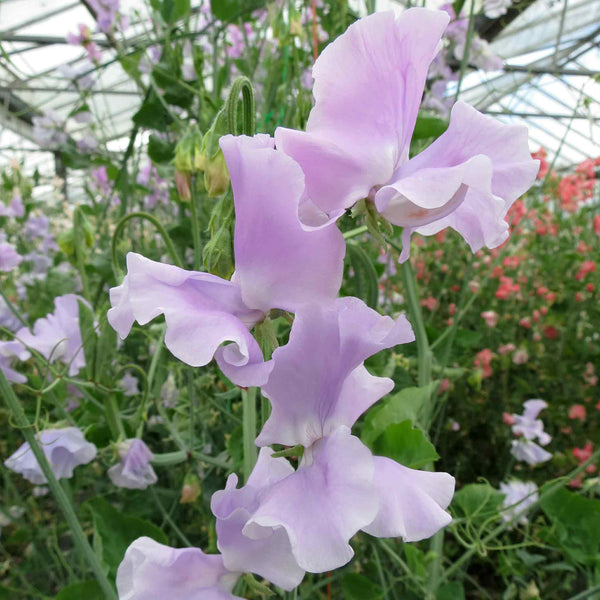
[174,128,196,174]
[180,472,201,503]
[202,222,234,279]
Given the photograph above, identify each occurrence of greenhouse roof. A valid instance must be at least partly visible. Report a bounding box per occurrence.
[0,0,599,187]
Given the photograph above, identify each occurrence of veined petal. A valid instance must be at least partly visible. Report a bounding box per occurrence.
[244,428,378,573]
[211,449,303,591]
[362,457,454,541]
[107,253,267,384]
[220,134,345,313]
[116,537,241,600]
[377,101,539,259]
[257,297,414,447]
[275,8,449,213]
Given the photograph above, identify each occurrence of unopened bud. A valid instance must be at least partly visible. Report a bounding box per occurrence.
[203,222,234,279]
[180,472,201,504]
[202,150,229,198]
[174,171,191,201]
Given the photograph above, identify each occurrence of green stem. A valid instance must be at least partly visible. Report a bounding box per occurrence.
[242,387,257,482]
[0,369,117,600]
[73,207,91,301]
[104,394,126,441]
[343,225,368,240]
[0,286,27,327]
[190,176,202,270]
[226,76,255,136]
[111,212,183,279]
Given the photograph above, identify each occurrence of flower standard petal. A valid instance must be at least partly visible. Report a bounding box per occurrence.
[116,537,242,600]
[362,457,455,541]
[257,298,414,448]
[244,428,378,573]
[275,9,450,213]
[220,134,345,313]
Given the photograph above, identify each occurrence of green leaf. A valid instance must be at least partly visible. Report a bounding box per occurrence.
[161,0,190,22]
[132,94,173,132]
[148,134,176,164]
[437,582,465,600]
[210,0,265,21]
[540,485,600,565]
[412,114,448,141]
[452,0,466,18]
[371,420,439,469]
[86,497,167,578]
[347,243,378,309]
[404,544,427,577]
[452,483,504,526]
[78,299,97,380]
[54,581,104,600]
[341,573,383,600]
[362,383,437,446]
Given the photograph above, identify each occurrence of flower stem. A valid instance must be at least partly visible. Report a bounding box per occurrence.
[190,176,202,270]
[242,387,257,482]
[0,369,117,599]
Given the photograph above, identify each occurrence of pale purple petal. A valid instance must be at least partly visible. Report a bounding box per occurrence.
[257,298,414,447]
[245,428,378,573]
[107,253,268,385]
[522,399,547,421]
[108,439,157,490]
[0,340,30,384]
[116,537,241,600]
[4,427,97,484]
[17,294,89,376]
[275,9,449,213]
[500,480,538,526]
[510,440,552,466]
[211,449,303,590]
[362,457,454,541]
[377,102,539,259]
[0,242,22,272]
[221,134,345,313]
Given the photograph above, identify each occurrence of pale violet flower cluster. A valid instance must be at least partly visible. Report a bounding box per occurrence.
[108,439,157,490]
[110,8,538,597]
[4,427,97,484]
[17,294,92,377]
[510,399,552,466]
[499,480,538,526]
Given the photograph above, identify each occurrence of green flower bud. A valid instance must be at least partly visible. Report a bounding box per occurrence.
[203,222,234,279]
[203,150,230,198]
[174,128,195,174]
[180,472,201,504]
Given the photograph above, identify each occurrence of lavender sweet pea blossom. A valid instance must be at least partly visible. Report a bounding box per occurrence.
[116,537,242,600]
[4,427,97,484]
[108,439,157,490]
[0,242,22,272]
[214,299,454,575]
[0,340,30,384]
[511,399,551,445]
[510,439,552,466]
[275,8,539,260]
[108,135,345,386]
[500,480,538,526]
[17,294,91,376]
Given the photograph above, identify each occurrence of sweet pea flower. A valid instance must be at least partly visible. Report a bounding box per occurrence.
[0,242,22,272]
[108,135,345,387]
[116,537,242,600]
[17,294,91,376]
[499,480,538,526]
[510,439,552,466]
[0,340,30,384]
[120,371,139,396]
[218,299,455,575]
[4,427,97,484]
[108,439,157,490]
[511,399,551,445]
[481,310,498,327]
[568,404,587,422]
[275,9,538,261]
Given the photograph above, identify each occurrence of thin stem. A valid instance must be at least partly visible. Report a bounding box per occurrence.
[242,387,257,482]
[343,225,368,240]
[0,286,27,327]
[0,369,117,599]
[190,176,202,270]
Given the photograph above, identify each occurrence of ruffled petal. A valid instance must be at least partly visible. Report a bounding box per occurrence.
[377,102,539,259]
[107,253,269,385]
[362,457,454,541]
[245,428,378,573]
[116,537,241,600]
[17,294,88,376]
[257,297,414,447]
[220,134,345,313]
[211,449,303,590]
[522,399,547,421]
[275,8,449,213]
[0,340,30,384]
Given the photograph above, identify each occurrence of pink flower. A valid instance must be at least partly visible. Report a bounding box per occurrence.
[502,412,515,425]
[568,404,587,421]
[481,310,498,327]
[498,343,516,355]
[512,349,529,365]
[474,348,494,379]
[572,442,593,464]
[420,296,438,311]
[519,317,531,329]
